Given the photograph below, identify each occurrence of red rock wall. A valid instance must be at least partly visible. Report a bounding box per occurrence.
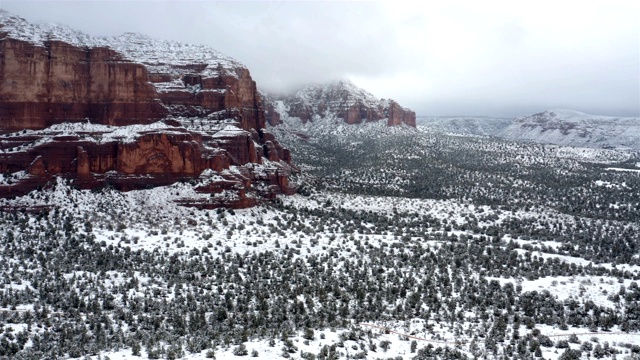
[286,98,415,127]
[0,31,295,207]
[0,38,167,133]
[0,125,294,206]
[342,104,386,125]
[387,100,416,127]
[154,69,265,132]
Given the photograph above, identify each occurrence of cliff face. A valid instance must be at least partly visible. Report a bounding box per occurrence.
[156,68,265,132]
[260,92,282,127]
[0,38,167,132]
[281,80,416,127]
[0,11,295,208]
[387,100,417,127]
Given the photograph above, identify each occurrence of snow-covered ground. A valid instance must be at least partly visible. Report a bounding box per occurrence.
[2,174,640,359]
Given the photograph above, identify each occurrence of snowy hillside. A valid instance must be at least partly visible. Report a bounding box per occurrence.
[417,116,512,136]
[417,110,640,151]
[497,109,640,150]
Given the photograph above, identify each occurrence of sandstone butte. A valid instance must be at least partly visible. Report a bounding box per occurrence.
[0,11,295,208]
[281,80,416,127]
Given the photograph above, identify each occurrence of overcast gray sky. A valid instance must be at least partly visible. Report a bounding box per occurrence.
[1,0,638,117]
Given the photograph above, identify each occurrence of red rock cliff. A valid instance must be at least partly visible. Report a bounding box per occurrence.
[0,12,295,208]
[0,38,167,132]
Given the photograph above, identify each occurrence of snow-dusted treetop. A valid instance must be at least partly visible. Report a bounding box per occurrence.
[0,9,244,78]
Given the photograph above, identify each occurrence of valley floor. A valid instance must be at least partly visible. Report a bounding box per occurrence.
[2,182,640,359]
[2,122,640,359]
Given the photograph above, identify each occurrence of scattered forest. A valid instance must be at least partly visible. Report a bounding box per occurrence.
[1,121,639,359]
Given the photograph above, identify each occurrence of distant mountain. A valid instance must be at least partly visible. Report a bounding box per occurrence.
[417,116,512,136]
[418,110,640,151]
[272,80,416,127]
[496,109,640,150]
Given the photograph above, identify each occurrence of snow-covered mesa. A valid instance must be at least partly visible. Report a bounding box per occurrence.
[0,10,244,78]
[497,109,640,150]
[419,109,640,151]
